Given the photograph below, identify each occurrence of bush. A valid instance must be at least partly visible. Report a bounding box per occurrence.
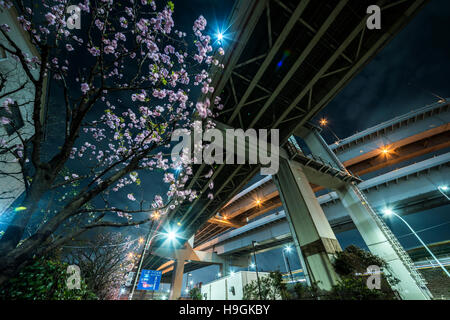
[189,287,202,300]
[291,245,399,300]
[0,258,97,300]
[243,271,290,300]
[330,245,399,300]
[329,277,391,300]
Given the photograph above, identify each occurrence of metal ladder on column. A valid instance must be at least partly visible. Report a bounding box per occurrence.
[350,183,430,294]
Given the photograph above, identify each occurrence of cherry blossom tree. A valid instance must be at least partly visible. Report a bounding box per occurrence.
[0,0,224,285]
[63,232,138,300]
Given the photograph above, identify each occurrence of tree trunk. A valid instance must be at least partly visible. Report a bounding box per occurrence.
[0,170,52,256]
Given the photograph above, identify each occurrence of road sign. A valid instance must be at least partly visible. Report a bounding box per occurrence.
[137,269,162,291]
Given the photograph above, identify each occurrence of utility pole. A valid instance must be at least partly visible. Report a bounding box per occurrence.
[252,241,262,299]
[129,219,155,300]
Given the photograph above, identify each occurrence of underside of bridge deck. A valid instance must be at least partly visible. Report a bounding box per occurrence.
[142,0,429,271]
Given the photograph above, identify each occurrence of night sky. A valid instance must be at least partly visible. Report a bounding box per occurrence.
[315,0,450,141]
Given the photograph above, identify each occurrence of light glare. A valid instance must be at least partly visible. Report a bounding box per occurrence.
[167,230,177,241]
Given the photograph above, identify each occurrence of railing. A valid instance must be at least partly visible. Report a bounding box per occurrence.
[284,141,361,183]
[350,184,431,294]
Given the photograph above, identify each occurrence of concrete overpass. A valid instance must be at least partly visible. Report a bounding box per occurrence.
[194,100,450,245]
[151,100,449,299]
[147,0,430,253]
[139,0,436,300]
[158,152,450,269]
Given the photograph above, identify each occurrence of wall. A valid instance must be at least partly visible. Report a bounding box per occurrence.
[201,271,270,300]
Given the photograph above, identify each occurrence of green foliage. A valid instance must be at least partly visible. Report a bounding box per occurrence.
[330,245,399,300]
[243,271,289,300]
[0,258,97,300]
[188,287,202,300]
[333,245,386,276]
[293,282,325,300]
[329,277,391,300]
[290,246,400,300]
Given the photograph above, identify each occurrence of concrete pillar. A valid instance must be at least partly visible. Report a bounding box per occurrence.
[219,258,231,276]
[169,259,184,300]
[296,126,433,300]
[274,157,341,290]
[337,184,432,300]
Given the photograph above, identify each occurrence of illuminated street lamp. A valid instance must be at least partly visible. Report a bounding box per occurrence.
[382,208,450,278]
[438,185,450,200]
[129,228,180,300]
[282,245,294,283]
[185,273,193,294]
[319,118,328,126]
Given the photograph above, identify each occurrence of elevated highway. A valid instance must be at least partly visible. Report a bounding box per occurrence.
[157,152,450,276]
[146,0,430,260]
[138,0,436,299]
[194,100,450,245]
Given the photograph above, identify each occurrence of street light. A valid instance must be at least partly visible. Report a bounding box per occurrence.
[382,208,450,278]
[438,185,450,200]
[185,273,193,295]
[129,227,180,300]
[282,245,294,283]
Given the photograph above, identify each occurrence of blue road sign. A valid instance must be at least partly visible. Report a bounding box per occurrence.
[137,269,162,291]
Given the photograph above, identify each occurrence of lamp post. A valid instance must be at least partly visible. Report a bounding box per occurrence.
[186,273,193,295]
[382,208,450,278]
[129,222,179,300]
[282,245,294,283]
[251,241,262,299]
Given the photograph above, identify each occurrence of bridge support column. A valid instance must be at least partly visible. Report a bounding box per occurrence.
[296,126,433,300]
[219,258,231,277]
[274,158,341,290]
[169,259,185,300]
[337,184,433,300]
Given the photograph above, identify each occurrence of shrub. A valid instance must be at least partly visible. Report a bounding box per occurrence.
[189,287,203,300]
[0,258,97,300]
